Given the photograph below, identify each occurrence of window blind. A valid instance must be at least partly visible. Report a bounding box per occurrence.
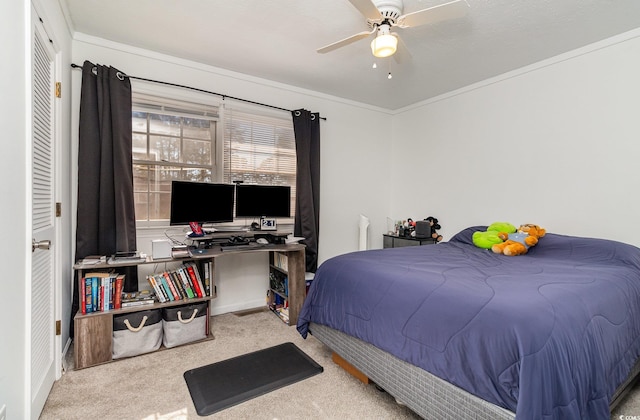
[223,106,296,217]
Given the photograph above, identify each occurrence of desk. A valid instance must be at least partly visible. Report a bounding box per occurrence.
[185,243,306,325]
[73,243,305,369]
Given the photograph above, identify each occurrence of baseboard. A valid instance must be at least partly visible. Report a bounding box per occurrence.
[210,299,267,316]
[232,307,269,316]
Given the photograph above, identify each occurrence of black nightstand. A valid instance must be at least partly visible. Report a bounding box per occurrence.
[383,234,437,248]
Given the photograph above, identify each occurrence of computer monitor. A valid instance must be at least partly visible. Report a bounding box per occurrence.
[169,181,235,234]
[235,184,291,218]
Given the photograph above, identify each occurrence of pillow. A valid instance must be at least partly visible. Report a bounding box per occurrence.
[449,226,487,247]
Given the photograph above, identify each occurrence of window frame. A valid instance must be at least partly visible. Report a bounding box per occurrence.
[131,84,223,229]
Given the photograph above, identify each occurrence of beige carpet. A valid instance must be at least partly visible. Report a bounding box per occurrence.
[41,309,420,420]
[41,309,640,419]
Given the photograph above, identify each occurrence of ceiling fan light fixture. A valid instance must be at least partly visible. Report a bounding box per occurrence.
[370,33,397,58]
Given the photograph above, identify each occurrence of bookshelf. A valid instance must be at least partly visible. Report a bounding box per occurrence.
[72,243,305,369]
[267,251,291,323]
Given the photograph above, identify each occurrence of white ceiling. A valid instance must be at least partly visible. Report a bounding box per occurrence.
[60,0,640,110]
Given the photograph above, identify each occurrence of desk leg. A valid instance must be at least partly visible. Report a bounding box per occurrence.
[74,312,113,369]
[285,248,305,325]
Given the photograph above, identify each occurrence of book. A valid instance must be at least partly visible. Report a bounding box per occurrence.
[91,277,99,312]
[159,275,175,301]
[177,266,195,298]
[163,271,180,300]
[185,262,203,298]
[170,270,186,299]
[190,261,206,298]
[147,275,165,303]
[154,274,170,302]
[121,290,156,307]
[102,276,111,311]
[202,261,211,297]
[274,252,288,271]
[179,264,193,295]
[114,274,124,309]
[80,277,87,314]
[121,299,155,307]
[84,277,93,314]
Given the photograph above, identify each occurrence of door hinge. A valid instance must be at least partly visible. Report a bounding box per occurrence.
[55,320,61,336]
[55,82,61,98]
[55,202,62,217]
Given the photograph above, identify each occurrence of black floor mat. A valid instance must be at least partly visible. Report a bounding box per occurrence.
[184,342,323,416]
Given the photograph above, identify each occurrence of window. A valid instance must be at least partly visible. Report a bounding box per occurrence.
[132,93,219,224]
[132,93,296,225]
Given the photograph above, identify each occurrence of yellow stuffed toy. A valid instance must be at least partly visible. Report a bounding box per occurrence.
[491,224,546,256]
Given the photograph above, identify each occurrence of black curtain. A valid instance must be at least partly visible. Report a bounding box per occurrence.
[70,61,138,337]
[292,109,321,272]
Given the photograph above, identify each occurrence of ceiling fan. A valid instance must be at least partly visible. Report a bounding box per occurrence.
[317,0,469,62]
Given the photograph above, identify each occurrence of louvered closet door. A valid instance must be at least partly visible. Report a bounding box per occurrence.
[30,12,57,419]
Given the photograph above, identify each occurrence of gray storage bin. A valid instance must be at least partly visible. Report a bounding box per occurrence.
[112,309,162,359]
[162,302,208,348]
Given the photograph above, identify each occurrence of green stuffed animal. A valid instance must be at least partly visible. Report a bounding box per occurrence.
[472,222,516,249]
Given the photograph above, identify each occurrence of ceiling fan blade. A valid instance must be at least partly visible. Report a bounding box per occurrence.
[392,34,412,64]
[397,0,469,28]
[317,28,376,54]
[348,0,382,21]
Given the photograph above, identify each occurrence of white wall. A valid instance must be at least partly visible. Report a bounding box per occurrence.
[391,30,640,247]
[70,36,394,314]
[0,2,29,418]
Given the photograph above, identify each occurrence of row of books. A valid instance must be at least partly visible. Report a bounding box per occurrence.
[146,261,211,303]
[80,272,125,314]
[267,289,289,324]
[274,307,289,323]
[273,252,289,271]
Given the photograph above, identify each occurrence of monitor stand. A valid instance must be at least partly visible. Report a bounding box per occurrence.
[211,226,249,233]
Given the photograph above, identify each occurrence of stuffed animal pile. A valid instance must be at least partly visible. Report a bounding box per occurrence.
[397,216,443,242]
[473,222,546,256]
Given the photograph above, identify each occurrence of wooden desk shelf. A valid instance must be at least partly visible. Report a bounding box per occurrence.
[73,243,305,369]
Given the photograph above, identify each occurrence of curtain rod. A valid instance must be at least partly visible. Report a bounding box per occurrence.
[70,63,326,120]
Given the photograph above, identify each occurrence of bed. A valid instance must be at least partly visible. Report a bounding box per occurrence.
[296,226,640,419]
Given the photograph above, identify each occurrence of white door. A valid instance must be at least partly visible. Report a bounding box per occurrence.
[30,11,58,418]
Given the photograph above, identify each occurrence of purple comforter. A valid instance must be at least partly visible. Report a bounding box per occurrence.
[297,227,640,419]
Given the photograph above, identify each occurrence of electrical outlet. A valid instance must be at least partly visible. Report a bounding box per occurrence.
[0,404,6,420]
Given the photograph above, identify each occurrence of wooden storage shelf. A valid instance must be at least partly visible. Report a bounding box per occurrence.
[73,243,305,369]
[73,296,214,369]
